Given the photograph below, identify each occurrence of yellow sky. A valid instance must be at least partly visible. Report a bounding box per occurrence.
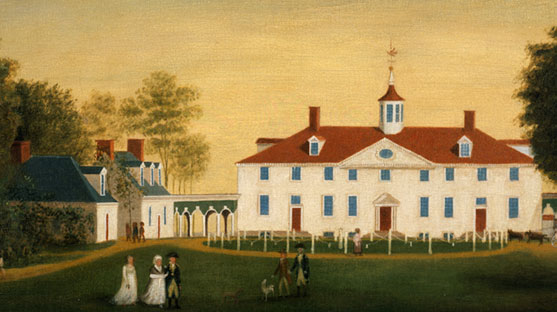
[1,0,556,194]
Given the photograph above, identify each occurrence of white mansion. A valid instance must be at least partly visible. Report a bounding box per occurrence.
[236,68,542,238]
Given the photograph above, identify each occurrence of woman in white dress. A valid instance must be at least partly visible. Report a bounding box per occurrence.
[141,255,167,308]
[111,255,138,305]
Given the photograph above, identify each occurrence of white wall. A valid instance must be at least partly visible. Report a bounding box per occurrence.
[237,164,542,238]
[96,203,119,242]
[140,198,175,239]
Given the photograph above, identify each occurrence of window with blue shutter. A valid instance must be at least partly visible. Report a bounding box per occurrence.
[310,142,319,155]
[151,167,154,185]
[260,167,269,180]
[292,167,301,180]
[477,168,487,181]
[445,168,454,181]
[348,169,357,181]
[158,168,161,185]
[148,206,152,226]
[260,195,269,215]
[380,169,390,181]
[387,104,393,122]
[420,197,429,217]
[291,195,301,205]
[395,104,400,122]
[510,167,519,181]
[444,197,453,218]
[323,196,333,216]
[476,197,487,206]
[164,206,167,224]
[140,167,144,186]
[101,174,105,196]
[460,143,470,157]
[401,104,404,122]
[324,167,333,180]
[509,198,519,218]
[348,196,357,216]
[380,104,384,123]
[420,170,429,181]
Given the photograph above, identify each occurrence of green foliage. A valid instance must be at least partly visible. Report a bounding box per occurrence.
[0,57,20,170]
[80,90,123,142]
[120,71,202,187]
[13,80,93,163]
[170,133,210,193]
[516,26,557,182]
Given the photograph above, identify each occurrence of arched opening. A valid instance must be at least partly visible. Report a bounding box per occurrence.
[174,212,180,237]
[221,209,231,235]
[192,210,203,236]
[182,212,191,237]
[205,210,217,236]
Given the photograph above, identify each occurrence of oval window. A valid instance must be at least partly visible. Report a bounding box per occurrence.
[379,149,393,159]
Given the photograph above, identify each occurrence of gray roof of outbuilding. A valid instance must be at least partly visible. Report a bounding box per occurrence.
[80,166,104,174]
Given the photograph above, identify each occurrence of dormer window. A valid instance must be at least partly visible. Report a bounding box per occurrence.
[308,135,325,156]
[140,167,144,186]
[100,173,106,196]
[158,168,161,185]
[150,167,154,185]
[458,136,473,158]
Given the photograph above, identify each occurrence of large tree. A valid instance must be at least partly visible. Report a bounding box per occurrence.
[120,71,201,187]
[516,26,557,182]
[0,58,20,166]
[170,134,210,194]
[80,90,123,142]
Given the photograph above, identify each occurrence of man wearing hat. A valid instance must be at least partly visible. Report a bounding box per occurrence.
[290,243,310,297]
[164,252,182,309]
[272,249,291,297]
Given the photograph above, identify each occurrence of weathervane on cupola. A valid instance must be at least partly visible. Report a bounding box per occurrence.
[378,40,405,135]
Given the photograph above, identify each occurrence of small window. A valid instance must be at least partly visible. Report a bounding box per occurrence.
[140,167,144,186]
[158,168,161,185]
[379,149,393,159]
[150,167,154,185]
[323,231,335,238]
[445,168,454,181]
[324,167,334,181]
[477,168,487,181]
[387,104,393,122]
[420,170,429,182]
[260,167,269,180]
[310,142,319,156]
[292,167,301,181]
[401,104,404,122]
[419,232,429,239]
[509,198,519,219]
[100,174,105,196]
[348,169,358,181]
[395,104,400,122]
[164,206,167,225]
[443,233,454,240]
[380,169,391,181]
[380,104,384,123]
[148,206,152,226]
[260,195,269,215]
[444,197,453,218]
[323,196,333,216]
[291,195,301,205]
[420,197,429,217]
[510,167,519,181]
[348,196,357,216]
[460,143,470,157]
[476,197,487,206]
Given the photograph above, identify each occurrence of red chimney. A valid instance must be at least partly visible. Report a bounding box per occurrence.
[11,141,31,164]
[464,111,475,132]
[127,139,144,162]
[96,139,114,160]
[309,106,320,131]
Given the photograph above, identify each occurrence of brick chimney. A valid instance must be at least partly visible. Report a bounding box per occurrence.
[11,141,31,164]
[96,139,114,160]
[127,138,144,162]
[464,111,475,132]
[309,106,320,131]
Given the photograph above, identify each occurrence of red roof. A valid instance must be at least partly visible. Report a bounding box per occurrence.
[238,126,533,164]
[378,85,405,101]
[498,139,530,145]
[256,138,284,144]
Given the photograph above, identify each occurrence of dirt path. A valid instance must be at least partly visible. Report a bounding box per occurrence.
[2,238,556,283]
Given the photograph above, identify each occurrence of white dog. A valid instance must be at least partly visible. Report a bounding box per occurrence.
[260,279,275,302]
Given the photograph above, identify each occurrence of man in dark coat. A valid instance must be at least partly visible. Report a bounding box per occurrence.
[165,251,182,309]
[290,243,310,297]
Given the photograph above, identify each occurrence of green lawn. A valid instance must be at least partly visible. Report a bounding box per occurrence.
[205,238,504,254]
[1,243,556,312]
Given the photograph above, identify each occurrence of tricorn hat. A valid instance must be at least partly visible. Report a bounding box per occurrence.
[294,243,305,249]
[166,251,179,258]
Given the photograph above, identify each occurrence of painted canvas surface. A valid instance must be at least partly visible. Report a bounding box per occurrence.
[0,1,557,311]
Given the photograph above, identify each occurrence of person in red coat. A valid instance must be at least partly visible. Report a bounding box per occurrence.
[272,249,292,297]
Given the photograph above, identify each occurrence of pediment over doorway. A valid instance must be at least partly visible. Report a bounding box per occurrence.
[373,193,400,207]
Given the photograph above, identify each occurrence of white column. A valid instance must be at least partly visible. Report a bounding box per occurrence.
[264,231,267,252]
[311,234,315,254]
[488,230,492,250]
[428,234,432,255]
[202,211,207,237]
[344,232,348,254]
[286,230,290,253]
[231,213,235,236]
[388,229,392,255]
[216,210,221,237]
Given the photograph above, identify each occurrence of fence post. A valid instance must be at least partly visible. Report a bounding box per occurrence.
[496,231,499,243]
[504,230,508,244]
[293,229,296,241]
[388,229,392,255]
[488,230,492,250]
[227,231,230,241]
[404,233,408,244]
[338,229,343,249]
[422,233,426,243]
[465,231,468,242]
[243,230,247,240]
[500,231,504,249]
[286,230,290,253]
[237,232,240,251]
[482,230,487,243]
[311,234,315,254]
[207,233,211,247]
[221,233,224,249]
[370,230,374,242]
[448,233,451,244]
[264,231,267,252]
[428,233,432,255]
[271,230,274,241]
[344,232,348,254]
[473,230,476,252]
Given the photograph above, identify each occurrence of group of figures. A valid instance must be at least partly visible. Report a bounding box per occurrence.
[111,252,182,309]
[125,222,146,243]
[272,243,310,297]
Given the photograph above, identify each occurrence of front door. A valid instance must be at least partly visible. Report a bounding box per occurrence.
[476,209,486,232]
[157,215,161,239]
[292,208,301,232]
[380,206,392,231]
[106,213,109,241]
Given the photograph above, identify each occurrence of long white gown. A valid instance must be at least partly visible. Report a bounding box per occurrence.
[141,265,167,305]
[111,264,138,305]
